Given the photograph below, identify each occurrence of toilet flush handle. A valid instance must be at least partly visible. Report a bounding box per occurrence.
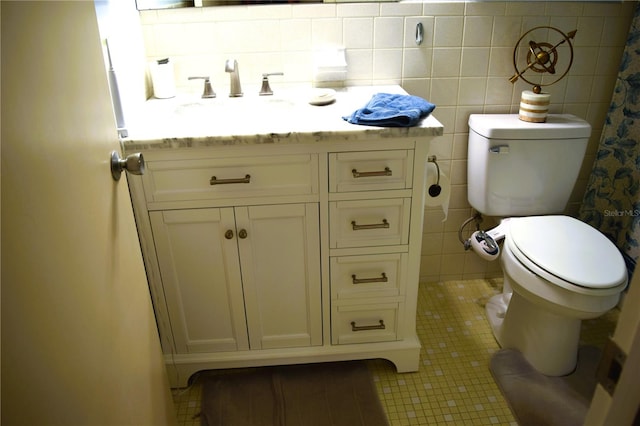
[489,145,510,154]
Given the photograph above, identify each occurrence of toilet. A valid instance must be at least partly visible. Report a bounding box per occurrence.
[467,114,628,376]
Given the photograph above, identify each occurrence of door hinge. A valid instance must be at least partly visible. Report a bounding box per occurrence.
[596,337,626,396]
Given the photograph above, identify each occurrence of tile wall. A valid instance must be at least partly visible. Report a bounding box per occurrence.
[138,1,637,282]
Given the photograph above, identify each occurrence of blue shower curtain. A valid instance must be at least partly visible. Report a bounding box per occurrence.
[580,3,640,279]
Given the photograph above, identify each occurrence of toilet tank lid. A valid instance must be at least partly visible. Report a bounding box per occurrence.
[468,114,591,140]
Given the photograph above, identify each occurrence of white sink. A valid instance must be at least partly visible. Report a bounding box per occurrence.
[144,93,306,134]
[174,96,297,115]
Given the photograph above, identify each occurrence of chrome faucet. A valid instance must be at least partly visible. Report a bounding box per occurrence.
[224,59,243,97]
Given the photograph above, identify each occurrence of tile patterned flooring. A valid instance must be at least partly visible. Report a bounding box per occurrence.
[172,279,618,425]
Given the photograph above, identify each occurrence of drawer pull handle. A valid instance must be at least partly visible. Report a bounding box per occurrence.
[210,174,251,185]
[351,167,392,178]
[352,272,388,284]
[351,320,385,332]
[351,219,389,230]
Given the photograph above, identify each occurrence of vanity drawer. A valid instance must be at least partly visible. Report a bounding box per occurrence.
[329,150,413,193]
[331,303,401,344]
[329,198,411,248]
[330,253,407,299]
[143,154,318,202]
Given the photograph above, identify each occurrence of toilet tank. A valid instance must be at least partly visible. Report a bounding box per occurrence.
[467,114,591,216]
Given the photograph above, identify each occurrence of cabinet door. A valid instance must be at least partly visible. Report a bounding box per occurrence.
[150,208,249,353]
[236,204,322,350]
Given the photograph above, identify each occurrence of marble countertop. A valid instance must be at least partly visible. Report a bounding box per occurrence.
[121,85,443,153]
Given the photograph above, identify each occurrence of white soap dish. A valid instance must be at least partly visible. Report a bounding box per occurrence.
[309,89,336,106]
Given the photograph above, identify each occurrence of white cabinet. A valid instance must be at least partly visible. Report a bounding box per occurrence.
[127,136,436,387]
[150,203,321,355]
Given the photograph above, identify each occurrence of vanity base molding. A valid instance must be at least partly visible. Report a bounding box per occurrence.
[165,336,421,388]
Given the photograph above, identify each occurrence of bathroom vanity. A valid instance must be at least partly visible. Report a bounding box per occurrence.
[122,85,443,387]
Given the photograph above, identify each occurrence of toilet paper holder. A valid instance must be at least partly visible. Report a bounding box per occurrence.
[428,155,441,197]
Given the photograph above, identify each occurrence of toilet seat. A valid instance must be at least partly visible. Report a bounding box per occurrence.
[508,216,627,294]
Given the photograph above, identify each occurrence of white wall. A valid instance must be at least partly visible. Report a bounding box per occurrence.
[137,1,637,282]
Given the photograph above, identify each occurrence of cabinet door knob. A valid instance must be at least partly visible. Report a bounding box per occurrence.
[238,229,248,239]
[225,230,234,239]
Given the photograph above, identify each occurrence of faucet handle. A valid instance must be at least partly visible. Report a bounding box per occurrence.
[188,76,216,98]
[259,72,284,96]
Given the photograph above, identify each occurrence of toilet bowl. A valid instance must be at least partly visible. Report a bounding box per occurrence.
[486,215,627,376]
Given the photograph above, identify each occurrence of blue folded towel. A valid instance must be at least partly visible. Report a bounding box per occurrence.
[343,93,436,127]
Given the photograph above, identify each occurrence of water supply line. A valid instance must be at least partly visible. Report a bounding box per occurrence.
[459,211,483,250]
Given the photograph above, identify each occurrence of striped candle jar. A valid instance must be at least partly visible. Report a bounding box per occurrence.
[519,90,551,123]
